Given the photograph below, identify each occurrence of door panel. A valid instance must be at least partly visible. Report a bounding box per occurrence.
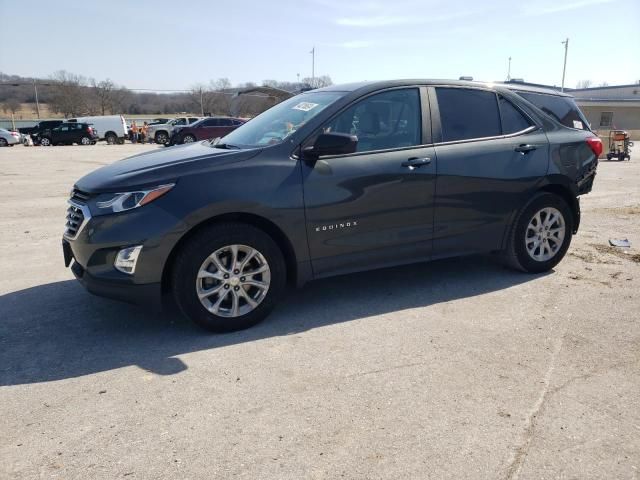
[301,87,435,277]
[432,130,549,257]
[302,148,436,276]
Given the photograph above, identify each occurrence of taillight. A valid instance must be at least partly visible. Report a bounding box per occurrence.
[586,137,603,157]
[87,127,92,133]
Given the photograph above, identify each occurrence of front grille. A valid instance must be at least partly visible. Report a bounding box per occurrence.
[64,190,91,240]
[65,204,85,239]
[71,189,90,203]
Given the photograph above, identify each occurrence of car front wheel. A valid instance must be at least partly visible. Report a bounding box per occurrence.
[171,223,286,332]
[39,137,51,146]
[505,192,573,273]
[155,132,168,144]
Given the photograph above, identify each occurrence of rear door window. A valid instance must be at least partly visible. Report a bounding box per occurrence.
[515,91,590,131]
[436,88,501,142]
[499,96,533,134]
[201,118,219,127]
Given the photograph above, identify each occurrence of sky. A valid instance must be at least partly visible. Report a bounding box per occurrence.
[1,0,639,91]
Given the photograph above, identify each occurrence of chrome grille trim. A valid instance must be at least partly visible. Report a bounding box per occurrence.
[63,200,91,240]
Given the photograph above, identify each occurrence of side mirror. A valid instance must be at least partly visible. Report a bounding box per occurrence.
[304,132,358,159]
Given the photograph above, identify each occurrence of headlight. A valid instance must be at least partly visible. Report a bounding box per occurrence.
[95,184,174,213]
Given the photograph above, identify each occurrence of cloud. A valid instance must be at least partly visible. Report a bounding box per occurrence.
[336,15,415,27]
[339,40,374,48]
[335,10,476,28]
[522,0,615,15]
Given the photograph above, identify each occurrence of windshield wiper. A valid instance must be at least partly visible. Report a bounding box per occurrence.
[209,139,241,149]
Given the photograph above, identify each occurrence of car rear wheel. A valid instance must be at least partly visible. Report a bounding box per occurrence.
[105,133,117,145]
[0,138,7,147]
[80,136,91,145]
[39,137,51,146]
[505,192,573,273]
[155,132,168,144]
[172,223,286,332]
[182,134,196,143]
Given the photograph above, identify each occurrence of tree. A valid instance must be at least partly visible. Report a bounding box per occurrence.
[49,70,89,117]
[90,78,128,115]
[301,75,333,89]
[575,79,592,89]
[1,99,21,116]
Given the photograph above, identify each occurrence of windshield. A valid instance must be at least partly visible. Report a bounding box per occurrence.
[218,91,343,148]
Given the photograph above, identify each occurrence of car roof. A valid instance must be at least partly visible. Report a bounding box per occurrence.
[313,79,572,97]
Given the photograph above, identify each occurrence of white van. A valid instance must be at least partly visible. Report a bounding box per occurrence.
[68,115,128,144]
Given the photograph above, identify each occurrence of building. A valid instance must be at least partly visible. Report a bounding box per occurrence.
[570,84,640,141]
[501,80,640,141]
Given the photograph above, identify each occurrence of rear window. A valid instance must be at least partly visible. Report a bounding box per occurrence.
[515,91,590,131]
[499,96,532,134]
[436,88,501,142]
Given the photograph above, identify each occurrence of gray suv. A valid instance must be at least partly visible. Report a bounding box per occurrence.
[63,80,601,332]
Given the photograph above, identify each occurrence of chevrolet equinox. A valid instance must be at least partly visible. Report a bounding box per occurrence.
[63,80,601,332]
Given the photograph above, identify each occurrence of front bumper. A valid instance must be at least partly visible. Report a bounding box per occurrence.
[69,258,162,306]
[62,202,187,308]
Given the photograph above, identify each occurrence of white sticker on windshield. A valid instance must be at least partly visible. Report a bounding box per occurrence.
[573,120,583,129]
[292,102,319,112]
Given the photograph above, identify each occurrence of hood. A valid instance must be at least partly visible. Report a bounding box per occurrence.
[76,142,261,193]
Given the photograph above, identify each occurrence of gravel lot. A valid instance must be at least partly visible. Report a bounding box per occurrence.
[1,144,639,479]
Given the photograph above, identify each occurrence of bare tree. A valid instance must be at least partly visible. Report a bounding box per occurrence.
[575,79,592,89]
[599,81,609,87]
[90,78,128,115]
[49,70,89,117]
[301,75,333,89]
[1,99,21,116]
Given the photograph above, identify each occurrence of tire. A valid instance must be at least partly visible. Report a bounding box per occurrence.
[116,137,125,145]
[39,137,51,146]
[80,136,91,145]
[504,192,573,273]
[0,138,7,147]
[182,134,196,143]
[155,131,168,144]
[105,133,117,145]
[171,223,287,332]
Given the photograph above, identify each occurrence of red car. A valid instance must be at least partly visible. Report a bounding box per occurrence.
[168,117,245,145]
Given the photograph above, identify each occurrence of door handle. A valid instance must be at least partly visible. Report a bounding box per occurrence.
[515,144,537,153]
[401,157,432,168]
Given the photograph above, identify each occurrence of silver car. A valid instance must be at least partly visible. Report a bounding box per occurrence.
[0,128,21,147]
[147,117,201,144]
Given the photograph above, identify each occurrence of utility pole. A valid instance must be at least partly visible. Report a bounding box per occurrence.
[507,56,512,81]
[33,80,41,119]
[199,87,204,116]
[561,38,569,92]
[310,47,315,88]
[296,73,300,84]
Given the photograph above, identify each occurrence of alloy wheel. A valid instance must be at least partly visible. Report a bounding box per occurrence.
[196,244,271,318]
[525,207,565,262]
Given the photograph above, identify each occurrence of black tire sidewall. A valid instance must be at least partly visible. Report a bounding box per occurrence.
[172,223,286,332]
[512,193,573,273]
